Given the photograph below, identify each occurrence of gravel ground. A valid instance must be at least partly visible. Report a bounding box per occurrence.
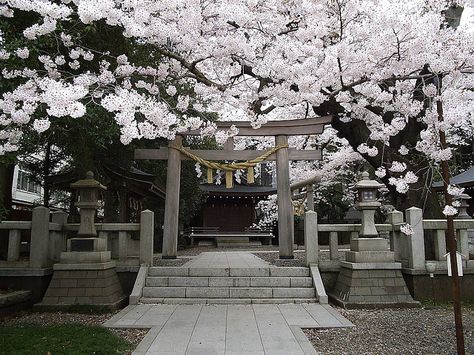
[176,245,348,261]
[252,249,347,266]
[177,245,282,256]
[1,310,148,349]
[304,306,474,355]
[252,251,307,266]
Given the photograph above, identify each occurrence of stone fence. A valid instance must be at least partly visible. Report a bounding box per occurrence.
[306,207,474,273]
[0,206,154,271]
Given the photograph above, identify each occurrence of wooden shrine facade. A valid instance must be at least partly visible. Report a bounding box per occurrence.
[135,116,331,259]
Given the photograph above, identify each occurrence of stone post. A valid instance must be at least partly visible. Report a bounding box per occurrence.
[7,230,21,262]
[98,231,108,250]
[307,184,315,212]
[434,229,447,261]
[276,135,294,259]
[49,211,68,262]
[30,206,50,268]
[457,229,469,260]
[162,136,182,259]
[118,231,128,260]
[329,232,339,260]
[140,210,154,266]
[387,210,403,261]
[304,210,318,265]
[405,207,425,269]
[456,193,471,260]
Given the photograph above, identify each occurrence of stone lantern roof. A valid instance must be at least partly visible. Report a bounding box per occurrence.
[70,171,106,190]
[354,171,384,190]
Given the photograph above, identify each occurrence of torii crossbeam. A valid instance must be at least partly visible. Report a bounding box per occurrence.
[134,116,331,259]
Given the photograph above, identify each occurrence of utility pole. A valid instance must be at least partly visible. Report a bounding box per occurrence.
[436,78,465,355]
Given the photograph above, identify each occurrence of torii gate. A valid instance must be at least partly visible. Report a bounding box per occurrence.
[135,116,331,259]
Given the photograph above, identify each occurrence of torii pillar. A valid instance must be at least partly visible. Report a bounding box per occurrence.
[162,135,182,259]
[135,116,332,260]
[276,135,294,259]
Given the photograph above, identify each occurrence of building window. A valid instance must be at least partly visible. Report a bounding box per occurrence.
[16,170,41,194]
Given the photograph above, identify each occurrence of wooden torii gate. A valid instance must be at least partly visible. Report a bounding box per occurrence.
[135,116,331,259]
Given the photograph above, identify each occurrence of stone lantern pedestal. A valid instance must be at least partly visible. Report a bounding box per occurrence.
[329,172,418,308]
[39,172,125,310]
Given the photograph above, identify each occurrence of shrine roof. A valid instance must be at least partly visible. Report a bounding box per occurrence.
[199,184,276,196]
[432,166,474,189]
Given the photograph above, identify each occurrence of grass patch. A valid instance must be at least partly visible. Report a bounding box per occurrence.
[0,323,133,355]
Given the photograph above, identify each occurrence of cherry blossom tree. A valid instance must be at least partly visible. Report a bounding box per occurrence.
[0,0,473,217]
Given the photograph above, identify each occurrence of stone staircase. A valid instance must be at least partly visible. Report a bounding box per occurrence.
[139,266,318,304]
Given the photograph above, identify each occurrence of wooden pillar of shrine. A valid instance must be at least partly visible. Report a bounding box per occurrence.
[162,135,182,259]
[276,135,294,259]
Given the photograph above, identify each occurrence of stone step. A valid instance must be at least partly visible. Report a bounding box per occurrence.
[142,286,315,299]
[145,276,313,288]
[148,267,310,277]
[139,298,317,305]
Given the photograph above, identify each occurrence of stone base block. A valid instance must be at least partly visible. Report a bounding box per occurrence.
[329,262,419,309]
[350,238,389,252]
[346,251,395,263]
[38,262,126,310]
[60,251,111,264]
[68,237,107,252]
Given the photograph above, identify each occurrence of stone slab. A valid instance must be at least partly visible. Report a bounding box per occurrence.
[188,268,230,277]
[169,277,209,287]
[273,288,315,298]
[229,268,269,277]
[250,277,291,287]
[53,261,116,270]
[270,267,309,277]
[130,266,148,305]
[350,238,389,252]
[309,265,328,304]
[145,305,203,354]
[142,287,186,298]
[60,251,111,264]
[185,287,230,298]
[226,305,265,354]
[346,251,395,263]
[340,261,402,270]
[186,305,227,355]
[230,287,272,298]
[208,277,250,287]
[145,277,169,287]
[148,267,189,276]
[0,268,53,277]
[290,277,313,288]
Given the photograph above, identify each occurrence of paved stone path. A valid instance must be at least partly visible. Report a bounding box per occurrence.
[183,252,270,268]
[104,252,352,354]
[104,303,353,355]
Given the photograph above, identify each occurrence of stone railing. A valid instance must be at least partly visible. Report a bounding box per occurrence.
[305,207,474,272]
[315,223,392,262]
[0,207,154,270]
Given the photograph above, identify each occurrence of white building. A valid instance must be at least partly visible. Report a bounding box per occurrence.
[11,165,43,210]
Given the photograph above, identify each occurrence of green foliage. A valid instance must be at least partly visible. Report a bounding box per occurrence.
[0,323,133,355]
[315,184,352,222]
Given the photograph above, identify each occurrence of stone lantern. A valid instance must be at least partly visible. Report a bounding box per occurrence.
[39,171,126,309]
[457,193,472,219]
[347,171,394,263]
[67,171,107,254]
[328,171,416,308]
[354,171,384,238]
[70,171,106,237]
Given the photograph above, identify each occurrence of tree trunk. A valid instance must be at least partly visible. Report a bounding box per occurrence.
[313,99,443,217]
[0,162,15,220]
